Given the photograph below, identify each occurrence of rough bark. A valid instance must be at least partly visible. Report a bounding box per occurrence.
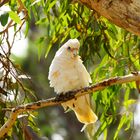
[79,0,140,36]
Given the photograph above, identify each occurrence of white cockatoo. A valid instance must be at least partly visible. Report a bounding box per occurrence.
[48,39,97,129]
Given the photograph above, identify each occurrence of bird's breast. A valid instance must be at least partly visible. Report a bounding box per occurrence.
[49,58,86,94]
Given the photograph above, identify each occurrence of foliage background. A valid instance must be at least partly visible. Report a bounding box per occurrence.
[0,0,140,140]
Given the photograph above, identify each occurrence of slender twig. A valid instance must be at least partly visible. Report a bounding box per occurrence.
[0,20,13,34]
[11,20,26,48]
[0,0,28,35]
[0,72,140,138]
[0,0,9,7]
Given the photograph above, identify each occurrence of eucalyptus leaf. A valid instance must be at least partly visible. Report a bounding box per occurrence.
[0,13,9,26]
[9,11,21,24]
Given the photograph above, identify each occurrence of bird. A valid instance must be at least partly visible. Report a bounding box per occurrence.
[48,39,98,130]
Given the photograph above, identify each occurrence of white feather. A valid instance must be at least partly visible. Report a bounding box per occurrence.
[48,56,91,93]
[48,38,97,128]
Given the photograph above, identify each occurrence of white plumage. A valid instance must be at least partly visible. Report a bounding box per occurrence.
[48,39,97,126]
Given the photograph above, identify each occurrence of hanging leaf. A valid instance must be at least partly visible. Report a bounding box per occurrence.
[24,21,29,37]
[0,13,9,26]
[103,42,114,59]
[9,11,22,24]
[36,36,46,60]
[114,115,126,140]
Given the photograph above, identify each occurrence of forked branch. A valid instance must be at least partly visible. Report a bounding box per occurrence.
[0,72,140,138]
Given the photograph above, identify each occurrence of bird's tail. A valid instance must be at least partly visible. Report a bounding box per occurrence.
[62,94,97,129]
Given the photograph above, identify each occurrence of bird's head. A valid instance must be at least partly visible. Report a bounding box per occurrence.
[56,39,80,59]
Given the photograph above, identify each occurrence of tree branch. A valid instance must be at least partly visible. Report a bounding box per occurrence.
[0,72,140,138]
[78,0,140,36]
[0,0,9,7]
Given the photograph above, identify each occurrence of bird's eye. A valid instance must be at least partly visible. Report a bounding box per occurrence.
[67,46,71,51]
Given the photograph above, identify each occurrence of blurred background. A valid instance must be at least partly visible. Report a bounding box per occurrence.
[0,0,140,140]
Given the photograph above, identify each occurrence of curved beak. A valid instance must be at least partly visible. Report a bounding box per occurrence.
[72,48,78,57]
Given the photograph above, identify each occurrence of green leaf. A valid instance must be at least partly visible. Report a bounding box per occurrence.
[103,43,114,59]
[123,99,136,108]
[36,36,46,60]
[35,18,47,25]
[30,0,41,6]
[114,115,126,140]
[45,0,57,13]
[103,128,107,140]
[24,21,29,37]
[125,112,133,131]
[0,13,9,26]
[45,43,52,58]
[9,11,22,24]
[94,121,107,138]
[107,29,117,40]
